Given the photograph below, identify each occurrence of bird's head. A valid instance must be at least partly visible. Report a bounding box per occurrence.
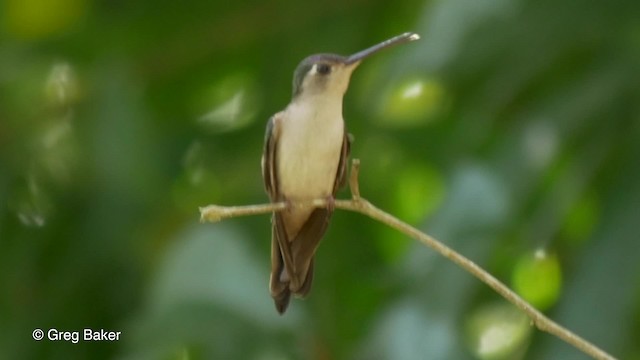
[290,32,420,101]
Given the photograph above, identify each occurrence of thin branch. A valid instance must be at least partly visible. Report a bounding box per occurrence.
[199,160,617,360]
[349,158,361,199]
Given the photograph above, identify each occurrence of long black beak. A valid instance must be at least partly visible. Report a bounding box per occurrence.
[345,32,420,65]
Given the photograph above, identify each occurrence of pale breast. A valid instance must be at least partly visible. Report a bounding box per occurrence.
[276,102,344,200]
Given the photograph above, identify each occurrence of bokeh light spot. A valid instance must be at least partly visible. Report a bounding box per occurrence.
[402,82,424,99]
[393,163,446,224]
[377,77,448,127]
[4,0,87,39]
[8,174,51,228]
[465,303,531,360]
[45,62,80,108]
[195,73,261,133]
[512,250,562,311]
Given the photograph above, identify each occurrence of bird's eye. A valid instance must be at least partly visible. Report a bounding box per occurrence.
[316,63,331,75]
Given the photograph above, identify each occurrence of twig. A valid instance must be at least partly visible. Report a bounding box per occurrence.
[349,158,361,199]
[199,160,616,360]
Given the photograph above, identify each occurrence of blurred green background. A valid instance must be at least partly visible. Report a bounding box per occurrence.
[1,0,639,359]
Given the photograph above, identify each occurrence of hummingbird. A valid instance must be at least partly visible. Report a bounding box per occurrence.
[261,32,420,314]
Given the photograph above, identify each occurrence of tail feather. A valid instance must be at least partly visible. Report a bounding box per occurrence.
[270,222,290,314]
[273,287,291,314]
[270,257,314,314]
[269,208,329,314]
[294,257,314,297]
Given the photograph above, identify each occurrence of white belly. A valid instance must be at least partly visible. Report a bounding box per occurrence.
[277,103,344,201]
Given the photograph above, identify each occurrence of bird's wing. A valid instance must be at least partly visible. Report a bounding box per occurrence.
[262,115,279,200]
[262,114,296,313]
[333,127,352,192]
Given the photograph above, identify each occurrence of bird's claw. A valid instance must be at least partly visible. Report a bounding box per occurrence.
[325,195,336,212]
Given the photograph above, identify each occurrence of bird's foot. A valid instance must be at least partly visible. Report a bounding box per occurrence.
[325,195,336,212]
[284,198,294,213]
